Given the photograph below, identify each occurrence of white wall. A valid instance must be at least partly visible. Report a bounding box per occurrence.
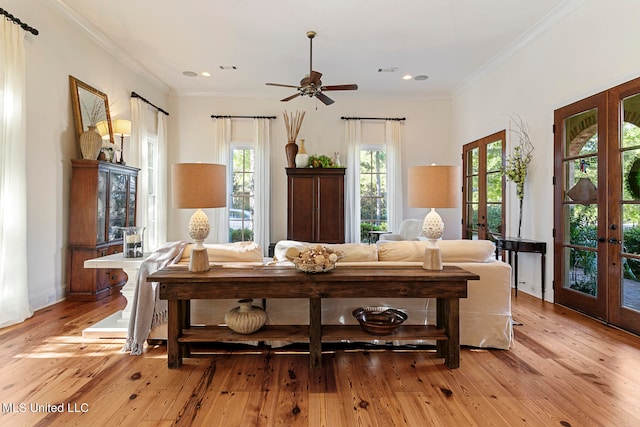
[5,0,168,309]
[451,0,640,300]
[166,95,456,244]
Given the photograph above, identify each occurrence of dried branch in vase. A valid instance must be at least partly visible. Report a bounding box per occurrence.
[283,110,305,143]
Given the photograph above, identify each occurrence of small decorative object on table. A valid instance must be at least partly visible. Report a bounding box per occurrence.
[286,245,344,273]
[224,298,267,334]
[120,226,145,258]
[352,307,408,335]
[80,125,103,160]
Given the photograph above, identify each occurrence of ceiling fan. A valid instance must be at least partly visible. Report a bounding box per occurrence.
[266,31,358,105]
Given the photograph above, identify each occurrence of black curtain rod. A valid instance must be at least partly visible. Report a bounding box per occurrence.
[131,92,169,116]
[0,8,39,35]
[341,116,406,121]
[211,115,276,119]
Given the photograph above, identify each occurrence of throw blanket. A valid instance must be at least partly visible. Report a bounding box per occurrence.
[123,241,190,355]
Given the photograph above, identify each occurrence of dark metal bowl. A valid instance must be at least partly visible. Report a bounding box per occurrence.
[352,307,408,335]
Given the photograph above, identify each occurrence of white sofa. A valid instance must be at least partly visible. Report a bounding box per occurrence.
[164,239,512,350]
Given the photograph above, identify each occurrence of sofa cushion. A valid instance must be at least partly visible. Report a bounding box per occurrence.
[180,241,263,263]
[273,240,378,263]
[377,240,495,263]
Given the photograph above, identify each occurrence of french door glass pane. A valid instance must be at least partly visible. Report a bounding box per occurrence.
[486,141,503,172]
[564,204,598,247]
[621,256,640,312]
[467,148,479,175]
[564,108,598,157]
[487,203,502,235]
[564,247,598,296]
[486,171,502,203]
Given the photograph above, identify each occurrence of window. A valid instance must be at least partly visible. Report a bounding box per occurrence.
[145,136,159,248]
[229,146,254,242]
[360,148,387,240]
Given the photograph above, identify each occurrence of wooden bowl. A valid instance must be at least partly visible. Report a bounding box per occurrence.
[352,307,408,335]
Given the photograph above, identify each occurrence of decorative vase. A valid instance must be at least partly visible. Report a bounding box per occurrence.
[224,298,267,334]
[285,141,298,168]
[295,139,309,168]
[80,125,103,160]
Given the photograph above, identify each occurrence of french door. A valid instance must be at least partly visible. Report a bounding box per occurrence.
[554,76,640,334]
[462,131,505,240]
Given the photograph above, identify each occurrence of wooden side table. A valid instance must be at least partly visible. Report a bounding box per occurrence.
[495,237,547,300]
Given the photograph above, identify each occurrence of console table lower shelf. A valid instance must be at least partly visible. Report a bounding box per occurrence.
[150,265,477,370]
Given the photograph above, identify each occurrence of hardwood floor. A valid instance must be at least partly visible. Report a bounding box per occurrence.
[1,292,639,426]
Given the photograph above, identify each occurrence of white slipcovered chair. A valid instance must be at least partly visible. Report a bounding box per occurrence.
[378,219,424,241]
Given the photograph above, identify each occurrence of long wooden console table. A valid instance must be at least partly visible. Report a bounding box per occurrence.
[149,265,478,369]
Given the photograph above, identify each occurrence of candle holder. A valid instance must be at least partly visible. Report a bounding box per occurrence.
[120,226,145,258]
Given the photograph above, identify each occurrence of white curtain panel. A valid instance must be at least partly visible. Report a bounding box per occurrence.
[212,118,231,242]
[130,97,150,242]
[344,120,362,243]
[386,120,404,233]
[0,20,32,327]
[154,111,168,247]
[254,118,271,255]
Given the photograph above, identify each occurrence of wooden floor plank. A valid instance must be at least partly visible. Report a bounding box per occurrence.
[1,291,640,426]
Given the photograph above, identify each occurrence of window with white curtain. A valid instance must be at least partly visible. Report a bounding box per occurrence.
[146,136,159,248]
[229,144,255,242]
[360,146,388,238]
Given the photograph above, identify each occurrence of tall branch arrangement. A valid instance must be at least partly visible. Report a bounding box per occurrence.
[504,114,534,237]
[283,110,305,143]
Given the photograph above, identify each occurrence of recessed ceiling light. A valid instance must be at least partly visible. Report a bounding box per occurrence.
[414,75,429,81]
[201,71,212,77]
[182,71,198,77]
[378,67,398,73]
[402,74,413,80]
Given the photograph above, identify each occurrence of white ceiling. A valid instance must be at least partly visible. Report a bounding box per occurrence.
[56,0,577,100]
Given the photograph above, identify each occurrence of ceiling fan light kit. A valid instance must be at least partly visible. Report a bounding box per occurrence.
[266,31,358,105]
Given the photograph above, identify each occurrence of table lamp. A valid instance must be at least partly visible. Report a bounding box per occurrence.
[172,163,226,272]
[113,119,131,164]
[408,164,460,270]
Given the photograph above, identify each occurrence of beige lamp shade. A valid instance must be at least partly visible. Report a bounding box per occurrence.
[113,119,131,137]
[172,163,227,209]
[408,165,461,208]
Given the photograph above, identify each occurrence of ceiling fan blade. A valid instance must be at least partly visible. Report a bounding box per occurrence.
[322,84,358,91]
[309,70,322,86]
[281,93,301,102]
[266,83,300,88]
[315,92,334,105]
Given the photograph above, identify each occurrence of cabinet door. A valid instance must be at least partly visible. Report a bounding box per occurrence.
[316,175,345,243]
[127,174,137,226]
[288,175,316,241]
[108,171,127,241]
[97,170,108,243]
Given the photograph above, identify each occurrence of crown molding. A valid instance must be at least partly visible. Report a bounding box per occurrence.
[50,0,170,94]
[452,0,589,98]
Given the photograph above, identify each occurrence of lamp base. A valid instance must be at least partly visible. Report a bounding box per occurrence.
[422,241,443,270]
[189,247,210,272]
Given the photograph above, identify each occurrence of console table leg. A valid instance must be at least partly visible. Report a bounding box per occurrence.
[436,298,445,358]
[444,298,460,369]
[309,297,322,369]
[167,299,182,369]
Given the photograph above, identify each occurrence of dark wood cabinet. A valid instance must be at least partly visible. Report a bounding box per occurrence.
[66,160,139,301]
[287,168,345,243]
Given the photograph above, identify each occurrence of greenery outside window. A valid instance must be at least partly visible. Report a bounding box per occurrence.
[360,148,387,240]
[229,146,254,242]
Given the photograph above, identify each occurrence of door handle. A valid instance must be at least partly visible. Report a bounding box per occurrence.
[608,237,621,244]
[598,237,606,243]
